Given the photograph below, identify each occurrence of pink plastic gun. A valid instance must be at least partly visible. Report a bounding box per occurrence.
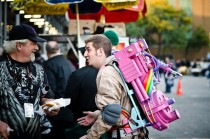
[114,38,181,131]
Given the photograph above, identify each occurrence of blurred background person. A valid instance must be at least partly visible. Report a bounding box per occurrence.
[42,41,75,139]
[192,60,198,68]
[44,41,76,98]
[164,56,176,93]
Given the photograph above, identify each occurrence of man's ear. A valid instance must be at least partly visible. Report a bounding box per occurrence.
[98,48,104,56]
[16,42,22,51]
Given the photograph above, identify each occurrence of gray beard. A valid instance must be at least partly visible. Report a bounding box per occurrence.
[30,53,35,62]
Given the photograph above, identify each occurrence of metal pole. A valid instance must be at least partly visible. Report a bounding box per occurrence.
[43,15,47,34]
[0,0,3,47]
[76,3,84,68]
[4,1,7,40]
[16,14,20,25]
[76,3,80,47]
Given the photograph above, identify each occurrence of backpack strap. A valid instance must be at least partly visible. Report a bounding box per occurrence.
[112,62,148,132]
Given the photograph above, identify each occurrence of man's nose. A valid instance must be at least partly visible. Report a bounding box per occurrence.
[35,44,39,51]
[84,50,88,57]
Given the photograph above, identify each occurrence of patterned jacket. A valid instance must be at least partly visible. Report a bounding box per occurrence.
[0,54,53,139]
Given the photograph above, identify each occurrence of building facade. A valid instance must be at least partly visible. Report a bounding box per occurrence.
[169,0,210,34]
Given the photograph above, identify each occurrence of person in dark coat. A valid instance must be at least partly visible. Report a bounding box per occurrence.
[42,41,75,139]
[44,41,76,99]
[64,30,119,139]
[64,66,99,138]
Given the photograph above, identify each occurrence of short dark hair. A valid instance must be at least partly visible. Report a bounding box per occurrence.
[85,34,112,57]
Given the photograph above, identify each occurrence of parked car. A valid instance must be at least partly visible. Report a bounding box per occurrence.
[191,60,210,76]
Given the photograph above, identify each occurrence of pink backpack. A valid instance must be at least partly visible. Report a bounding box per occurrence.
[113,38,182,133]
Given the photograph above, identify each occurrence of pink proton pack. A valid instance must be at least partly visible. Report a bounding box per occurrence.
[113,38,182,132]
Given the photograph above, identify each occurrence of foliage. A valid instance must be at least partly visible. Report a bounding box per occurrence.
[187,26,209,49]
[126,0,192,56]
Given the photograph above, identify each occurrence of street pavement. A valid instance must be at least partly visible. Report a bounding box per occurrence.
[148,75,210,139]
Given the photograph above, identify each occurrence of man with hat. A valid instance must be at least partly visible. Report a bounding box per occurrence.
[64,30,119,139]
[0,24,59,139]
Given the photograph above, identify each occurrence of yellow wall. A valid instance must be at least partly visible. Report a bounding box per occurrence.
[192,0,210,33]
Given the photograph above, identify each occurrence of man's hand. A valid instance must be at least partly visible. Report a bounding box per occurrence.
[77,111,96,126]
[0,121,13,139]
[79,135,87,139]
[44,108,60,116]
[169,69,182,78]
[41,98,60,116]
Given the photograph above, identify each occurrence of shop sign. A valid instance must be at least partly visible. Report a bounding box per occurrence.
[101,0,139,11]
[24,3,69,15]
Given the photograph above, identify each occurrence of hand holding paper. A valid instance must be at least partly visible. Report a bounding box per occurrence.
[42,98,71,111]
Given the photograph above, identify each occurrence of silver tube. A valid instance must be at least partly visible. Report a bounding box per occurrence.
[16,14,20,25]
